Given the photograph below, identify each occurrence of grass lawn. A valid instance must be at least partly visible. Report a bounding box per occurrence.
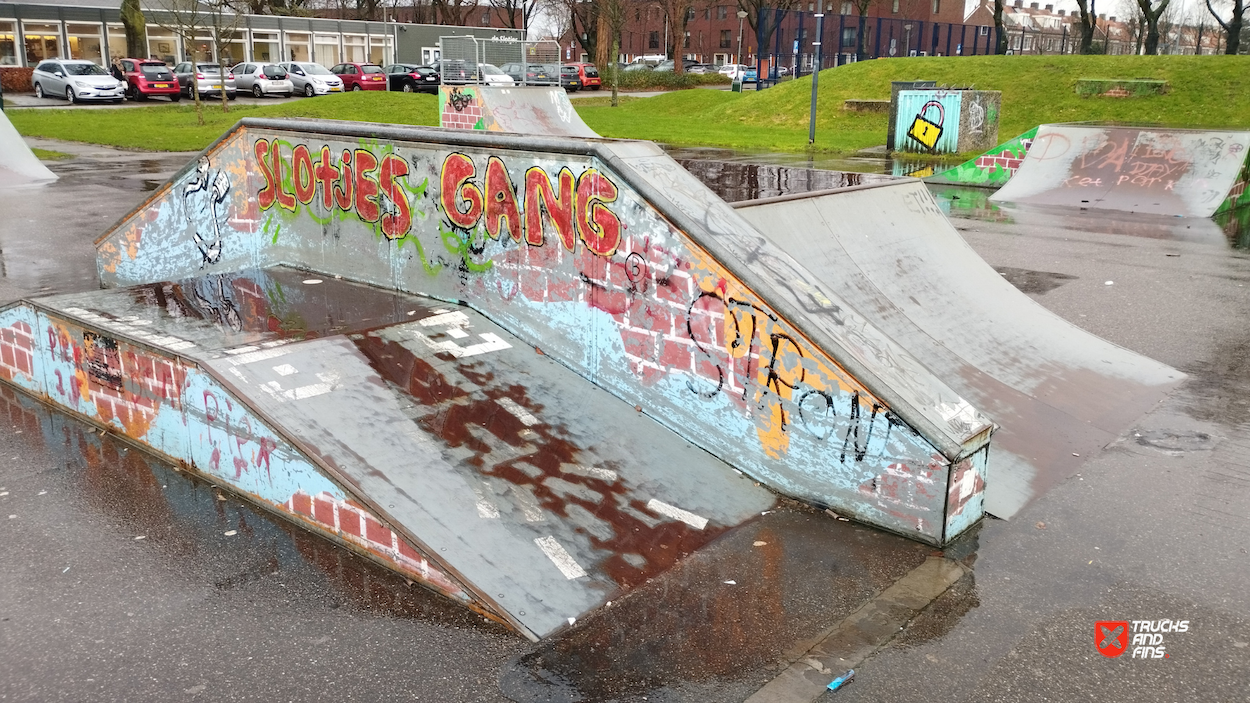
[9,55,1250,156]
[31,147,71,160]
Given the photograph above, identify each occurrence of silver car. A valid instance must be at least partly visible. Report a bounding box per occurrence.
[31,59,125,103]
[172,62,237,99]
[231,62,294,98]
[279,62,344,97]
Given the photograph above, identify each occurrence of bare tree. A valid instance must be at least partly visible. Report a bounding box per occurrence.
[488,0,539,29]
[599,0,627,105]
[993,0,1009,53]
[564,0,599,67]
[433,0,474,25]
[205,0,243,113]
[664,0,695,73]
[737,0,798,62]
[1134,0,1172,53]
[1205,0,1245,53]
[1121,0,1146,53]
[1074,0,1098,52]
[153,0,209,125]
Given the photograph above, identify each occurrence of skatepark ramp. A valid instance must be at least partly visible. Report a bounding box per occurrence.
[734,179,1183,518]
[0,117,996,638]
[990,124,1250,218]
[439,85,598,137]
[0,109,57,187]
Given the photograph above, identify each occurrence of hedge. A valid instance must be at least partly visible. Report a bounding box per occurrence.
[601,70,731,90]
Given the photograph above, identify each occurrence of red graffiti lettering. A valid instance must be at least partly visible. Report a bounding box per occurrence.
[483,156,522,242]
[524,166,576,250]
[255,139,277,210]
[334,149,354,212]
[576,169,622,257]
[441,152,483,229]
[379,154,412,240]
[272,140,296,211]
[313,146,339,210]
[292,144,316,204]
[354,149,381,223]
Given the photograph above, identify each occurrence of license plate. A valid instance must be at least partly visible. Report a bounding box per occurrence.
[153,83,168,88]
[330,87,341,92]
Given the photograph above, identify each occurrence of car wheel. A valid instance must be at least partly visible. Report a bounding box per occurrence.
[304,84,315,97]
[403,82,415,93]
[352,84,362,91]
[228,92,237,100]
[253,85,263,98]
[592,85,601,91]
[170,94,181,103]
[34,83,44,99]
[65,87,77,103]
[135,89,148,101]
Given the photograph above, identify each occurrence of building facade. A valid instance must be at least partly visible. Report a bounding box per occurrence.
[0,0,521,69]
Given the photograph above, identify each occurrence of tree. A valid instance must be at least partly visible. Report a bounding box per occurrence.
[851,0,874,59]
[154,0,209,125]
[488,0,538,29]
[432,0,474,25]
[1074,0,1098,53]
[599,0,627,106]
[121,0,147,58]
[993,0,1009,53]
[664,0,695,74]
[737,0,798,62]
[1134,0,1172,53]
[1205,0,1245,53]
[1121,0,1146,53]
[565,0,599,69]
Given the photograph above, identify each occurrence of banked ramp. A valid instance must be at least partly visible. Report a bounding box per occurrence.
[990,124,1250,217]
[0,109,57,187]
[735,180,1183,518]
[0,118,995,638]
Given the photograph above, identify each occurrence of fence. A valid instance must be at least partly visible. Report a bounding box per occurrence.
[438,36,560,85]
[753,8,1000,87]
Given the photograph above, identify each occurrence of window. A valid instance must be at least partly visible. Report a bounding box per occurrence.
[684,31,690,48]
[105,23,126,62]
[686,8,695,20]
[720,29,731,48]
[979,26,989,35]
[315,34,340,66]
[344,34,366,63]
[705,8,710,19]
[649,31,659,49]
[808,3,815,10]
[932,0,941,13]
[718,5,728,19]
[146,26,176,64]
[842,27,857,45]
[635,9,640,21]
[892,0,900,12]
[841,1,853,14]
[67,23,103,64]
[251,31,280,63]
[285,32,311,62]
[23,22,60,65]
[0,20,16,66]
[482,12,491,25]
[368,35,389,65]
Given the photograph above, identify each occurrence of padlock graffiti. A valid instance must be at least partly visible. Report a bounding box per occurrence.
[907,101,945,150]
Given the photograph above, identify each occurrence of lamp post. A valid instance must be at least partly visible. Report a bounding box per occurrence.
[808,2,824,144]
[735,10,748,67]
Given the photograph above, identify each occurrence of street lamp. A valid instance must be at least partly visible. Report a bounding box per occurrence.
[736,10,748,68]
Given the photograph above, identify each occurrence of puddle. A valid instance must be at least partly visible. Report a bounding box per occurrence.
[994,266,1078,295]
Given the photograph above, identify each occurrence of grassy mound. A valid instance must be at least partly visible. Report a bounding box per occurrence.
[7,92,440,152]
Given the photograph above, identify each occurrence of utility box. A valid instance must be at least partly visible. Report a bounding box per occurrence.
[892,89,1001,155]
[886,80,936,150]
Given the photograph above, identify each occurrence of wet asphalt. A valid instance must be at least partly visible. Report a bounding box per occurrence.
[1,139,1248,701]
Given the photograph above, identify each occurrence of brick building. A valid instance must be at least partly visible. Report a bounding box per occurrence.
[965,0,1225,55]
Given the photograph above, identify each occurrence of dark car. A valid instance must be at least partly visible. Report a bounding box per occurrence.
[117,58,180,102]
[329,62,387,91]
[384,63,440,93]
[437,59,473,84]
[652,58,700,72]
[499,62,553,85]
[555,65,581,92]
[172,62,237,99]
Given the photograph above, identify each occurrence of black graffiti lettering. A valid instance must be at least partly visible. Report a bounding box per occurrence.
[796,389,834,441]
[685,291,726,399]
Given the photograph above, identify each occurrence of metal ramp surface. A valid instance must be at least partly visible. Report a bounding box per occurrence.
[735,180,1183,518]
[439,85,599,137]
[4,267,775,639]
[989,124,1250,217]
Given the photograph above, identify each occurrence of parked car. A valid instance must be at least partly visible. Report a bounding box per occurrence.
[479,63,515,86]
[231,62,293,98]
[549,65,581,91]
[173,62,237,99]
[499,63,554,84]
[652,58,699,72]
[116,58,180,101]
[566,62,601,90]
[719,63,758,82]
[687,63,717,75]
[330,62,387,91]
[31,59,125,103]
[776,66,791,76]
[622,61,654,72]
[437,59,472,84]
[280,62,344,97]
[383,63,439,93]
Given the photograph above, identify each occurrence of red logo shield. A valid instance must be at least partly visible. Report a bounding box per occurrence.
[1096,621,1129,658]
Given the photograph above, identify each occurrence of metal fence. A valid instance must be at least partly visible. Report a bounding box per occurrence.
[754,8,1001,87]
[438,36,560,85]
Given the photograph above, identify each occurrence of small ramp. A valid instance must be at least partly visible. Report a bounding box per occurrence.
[3,267,774,639]
[926,127,1038,188]
[990,124,1250,217]
[439,85,598,138]
[0,109,57,186]
[735,180,1184,518]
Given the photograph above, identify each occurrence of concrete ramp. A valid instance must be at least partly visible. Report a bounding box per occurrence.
[440,85,598,137]
[735,179,1184,518]
[990,124,1250,217]
[0,109,57,186]
[926,127,1038,188]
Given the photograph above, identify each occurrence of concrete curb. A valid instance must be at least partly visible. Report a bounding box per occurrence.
[744,556,968,702]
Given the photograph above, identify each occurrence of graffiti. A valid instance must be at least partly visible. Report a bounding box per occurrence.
[1063,133,1195,192]
[968,100,985,135]
[907,100,946,150]
[182,156,231,265]
[439,153,622,257]
[82,331,123,391]
[447,86,473,112]
[254,139,413,240]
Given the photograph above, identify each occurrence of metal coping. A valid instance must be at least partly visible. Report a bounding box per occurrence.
[729,178,916,209]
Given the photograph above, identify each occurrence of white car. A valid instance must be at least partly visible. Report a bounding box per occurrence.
[231,62,294,98]
[479,63,516,86]
[31,59,125,103]
[719,63,749,79]
[279,62,345,97]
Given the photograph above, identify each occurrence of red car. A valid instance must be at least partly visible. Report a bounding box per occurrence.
[329,62,387,91]
[566,62,601,91]
[117,58,181,101]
